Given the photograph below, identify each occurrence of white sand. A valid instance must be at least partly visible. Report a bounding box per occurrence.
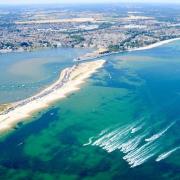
[129,38,180,52]
[0,60,105,133]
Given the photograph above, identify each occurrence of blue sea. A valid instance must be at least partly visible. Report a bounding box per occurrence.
[0,41,179,179]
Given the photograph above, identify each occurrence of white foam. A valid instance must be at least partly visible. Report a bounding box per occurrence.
[96,128,130,152]
[85,118,175,168]
[156,146,180,162]
[130,152,156,168]
[121,135,143,153]
[83,136,94,146]
[99,128,109,136]
[126,142,159,168]
[131,125,143,134]
[123,142,151,160]
[145,121,176,142]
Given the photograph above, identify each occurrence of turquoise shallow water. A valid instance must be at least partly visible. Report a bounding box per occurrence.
[0,48,91,104]
[0,41,180,179]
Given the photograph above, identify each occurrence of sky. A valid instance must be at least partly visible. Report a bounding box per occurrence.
[0,0,179,5]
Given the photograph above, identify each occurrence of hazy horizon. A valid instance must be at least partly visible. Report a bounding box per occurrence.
[0,0,180,5]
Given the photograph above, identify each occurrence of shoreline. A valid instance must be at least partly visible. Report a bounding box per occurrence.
[1,37,180,56]
[0,60,106,133]
[74,37,180,62]
[128,37,180,52]
[0,37,179,133]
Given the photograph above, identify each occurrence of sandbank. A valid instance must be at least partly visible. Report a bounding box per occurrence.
[0,60,105,133]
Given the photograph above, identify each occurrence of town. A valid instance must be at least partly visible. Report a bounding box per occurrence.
[0,4,180,54]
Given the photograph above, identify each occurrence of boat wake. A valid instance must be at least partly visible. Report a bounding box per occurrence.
[83,136,94,146]
[131,122,145,134]
[156,146,180,162]
[145,121,176,142]
[83,118,178,168]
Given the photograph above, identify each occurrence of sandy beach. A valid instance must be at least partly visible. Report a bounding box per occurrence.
[0,59,105,133]
[74,37,180,62]
[129,37,180,52]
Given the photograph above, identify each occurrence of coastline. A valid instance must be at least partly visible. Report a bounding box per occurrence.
[0,60,106,133]
[74,37,180,62]
[1,37,180,56]
[128,37,180,52]
[0,37,179,133]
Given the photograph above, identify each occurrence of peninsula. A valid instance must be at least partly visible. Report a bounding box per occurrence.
[0,60,106,133]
